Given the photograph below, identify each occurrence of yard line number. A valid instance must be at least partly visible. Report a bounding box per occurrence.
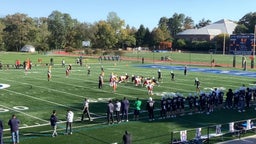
[0,106,29,113]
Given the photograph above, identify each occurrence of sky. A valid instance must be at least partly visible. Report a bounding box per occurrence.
[0,0,255,30]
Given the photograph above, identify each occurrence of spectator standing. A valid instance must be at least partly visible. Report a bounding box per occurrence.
[65,109,74,135]
[50,110,58,137]
[245,87,252,108]
[184,65,187,76]
[62,59,65,67]
[81,98,92,122]
[8,114,20,144]
[160,97,167,119]
[87,66,91,76]
[122,130,132,144]
[133,98,142,121]
[226,89,234,109]
[121,97,130,122]
[114,99,121,123]
[170,71,175,81]
[147,97,155,121]
[107,100,114,125]
[66,64,72,77]
[47,69,51,81]
[0,119,3,144]
[157,69,162,82]
[98,73,104,89]
[50,58,54,66]
[194,77,200,93]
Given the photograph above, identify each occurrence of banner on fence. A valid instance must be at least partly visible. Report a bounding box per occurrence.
[195,128,201,139]
[216,125,222,134]
[180,130,187,142]
[246,119,251,130]
[229,122,234,132]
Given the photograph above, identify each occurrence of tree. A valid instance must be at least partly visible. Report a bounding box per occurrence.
[0,18,5,50]
[3,13,35,51]
[33,17,50,51]
[48,11,78,50]
[233,24,248,34]
[184,17,194,29]
[175,39,186,49]
[151,28,165,45]
[135,25,147,47]
[106,12,130,49]
[94,21,118,49]
[117,25,136,48]
[144,28,151,47]
[157,17,171,42]
[195,18,211,29]
[234,12,256,33]
[168,13,185,36]
[72,22,95,48]
[106,12,125,32]
[212,34,230,51]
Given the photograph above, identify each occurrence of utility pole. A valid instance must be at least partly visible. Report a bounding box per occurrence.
[223,33,226,55]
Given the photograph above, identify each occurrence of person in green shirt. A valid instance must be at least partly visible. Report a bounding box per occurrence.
[133,98,142,121]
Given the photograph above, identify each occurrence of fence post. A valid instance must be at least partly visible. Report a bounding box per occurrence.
[170,131,173,144]
[207,126,210,144]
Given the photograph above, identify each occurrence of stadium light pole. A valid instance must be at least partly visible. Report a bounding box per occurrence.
[223,33,226,55]
[153,45,155,64]
[253,25,256,67]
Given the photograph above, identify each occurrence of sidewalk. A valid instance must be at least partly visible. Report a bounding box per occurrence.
[217,135,256,144]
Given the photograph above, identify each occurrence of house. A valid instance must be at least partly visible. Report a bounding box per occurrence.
[176,19,237,41]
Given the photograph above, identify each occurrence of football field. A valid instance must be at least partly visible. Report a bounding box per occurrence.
[1,55,256,144]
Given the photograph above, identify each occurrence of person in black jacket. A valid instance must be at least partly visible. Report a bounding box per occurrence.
[147,97,155,121]
[50,110,58,137]
[122,130,131,144]
[0,119,3,144]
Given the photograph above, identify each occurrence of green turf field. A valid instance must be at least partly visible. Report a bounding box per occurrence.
[1,52,256,144]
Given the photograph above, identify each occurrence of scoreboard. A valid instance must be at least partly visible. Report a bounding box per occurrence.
[229,34,255,55]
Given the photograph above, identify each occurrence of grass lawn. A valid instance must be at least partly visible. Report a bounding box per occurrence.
[0,51,256,144]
